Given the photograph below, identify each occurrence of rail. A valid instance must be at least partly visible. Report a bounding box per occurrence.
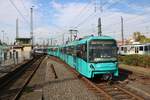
[50,56,144,100]
[0,56,45,100]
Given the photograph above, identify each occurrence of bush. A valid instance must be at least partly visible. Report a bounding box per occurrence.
[143,55,150,67]
[118,55,150,68]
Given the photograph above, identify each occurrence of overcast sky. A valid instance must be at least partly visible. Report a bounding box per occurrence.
[0,0,150,44]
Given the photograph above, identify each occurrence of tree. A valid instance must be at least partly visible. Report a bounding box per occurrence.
[133,32,150,43]
[133,32,141,41]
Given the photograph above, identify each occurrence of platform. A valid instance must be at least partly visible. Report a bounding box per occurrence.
[19,56,101,100]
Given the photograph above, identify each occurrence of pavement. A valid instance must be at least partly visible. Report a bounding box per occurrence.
[20,56,101,100]
[20,57,47,100]
[19,58,150,100]
[43,57,100,100]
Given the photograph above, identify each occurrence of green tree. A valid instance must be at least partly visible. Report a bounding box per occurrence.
[133,32,150,43]
[133,32,141,41]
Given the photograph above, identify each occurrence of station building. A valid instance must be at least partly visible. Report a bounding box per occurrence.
[10,38,32,63]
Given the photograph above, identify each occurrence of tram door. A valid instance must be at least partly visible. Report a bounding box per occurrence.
[73,56,77,68]
[135,47,139,54]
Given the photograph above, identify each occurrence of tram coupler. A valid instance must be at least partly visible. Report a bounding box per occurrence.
[102,73,112,81]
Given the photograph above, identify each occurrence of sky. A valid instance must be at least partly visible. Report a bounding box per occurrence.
[0,0,150,45]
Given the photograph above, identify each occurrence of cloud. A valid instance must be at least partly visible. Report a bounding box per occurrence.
[0,0,46,43]
[49,0,150,40]
[50,0,64,9]
[0,0,36,42]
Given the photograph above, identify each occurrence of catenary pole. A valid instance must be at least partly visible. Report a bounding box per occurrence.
[121,16,124,45]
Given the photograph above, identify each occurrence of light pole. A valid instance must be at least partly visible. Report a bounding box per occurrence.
[1,30,4,43]
[30,6,34,49]
[49,33,53,46]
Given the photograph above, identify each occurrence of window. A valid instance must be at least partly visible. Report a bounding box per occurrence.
[76,44,87,61]
[89,40,117,62]
[139,46,143,51]
[124,47,127,53]
[145,46,148,51]
[121,47,124,51]
[62,47,66,54]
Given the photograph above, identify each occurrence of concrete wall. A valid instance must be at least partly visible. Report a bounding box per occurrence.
[0,45,32,66]
[23,46,32,60]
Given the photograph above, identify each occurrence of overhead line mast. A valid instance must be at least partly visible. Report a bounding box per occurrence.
[16,18,19,38]
[121,16,124,45]
[98,17,102,36]
[30,7,34,49]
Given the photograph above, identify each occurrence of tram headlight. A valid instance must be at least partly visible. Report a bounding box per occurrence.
[90,64,95,70]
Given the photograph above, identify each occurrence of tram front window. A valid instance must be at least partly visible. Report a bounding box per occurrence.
[89,40,117,62]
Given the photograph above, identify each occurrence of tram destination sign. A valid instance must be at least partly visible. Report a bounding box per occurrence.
[90,40,114,45]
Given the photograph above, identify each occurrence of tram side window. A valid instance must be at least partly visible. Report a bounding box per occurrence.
[72,46,76,56]
[63,47,66,54]
[76,45,80,57]
[60,48,62,53]
[65,47,67,54]
[76,44,87,61]
[70,46,74,55]
[55,48,58,52]
[66,46,71,55]
[60,48,64,53]
[139,46,143,51]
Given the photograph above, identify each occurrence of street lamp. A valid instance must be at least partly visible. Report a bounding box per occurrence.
[1,30,4,43]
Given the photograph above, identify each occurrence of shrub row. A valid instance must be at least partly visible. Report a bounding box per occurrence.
[118,55,150,68]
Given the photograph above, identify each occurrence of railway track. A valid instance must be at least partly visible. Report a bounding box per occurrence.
[0,56,45,100]
[73,69,144,100]
[50,56,145,100]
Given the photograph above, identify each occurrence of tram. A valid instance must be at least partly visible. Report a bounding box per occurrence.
[118,43,150,55]
[48,36,119,80]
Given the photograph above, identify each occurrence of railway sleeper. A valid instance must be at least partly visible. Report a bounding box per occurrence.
[108,91,124,95]
[104,87,118,91]
[116,96,137,100]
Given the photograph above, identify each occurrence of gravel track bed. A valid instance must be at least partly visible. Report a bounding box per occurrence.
[0,61,28,78]
[43,57,101,100]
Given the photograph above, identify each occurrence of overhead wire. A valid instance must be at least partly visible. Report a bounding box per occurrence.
[74,0,92,20]
[69,0,92,28]
[73,0,98,29]
[103,0,150,29]
[106,0,122,9]
[51,23,67,32]
[104,1,150,31]
[75,12,96,28]
[9,0,29,24]
[20,0,29,13]
[73,0,122,29]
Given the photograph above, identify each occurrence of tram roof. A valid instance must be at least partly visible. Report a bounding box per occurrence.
[66,35,115,46]
[47,36,116,48]
[120,43,150,47]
